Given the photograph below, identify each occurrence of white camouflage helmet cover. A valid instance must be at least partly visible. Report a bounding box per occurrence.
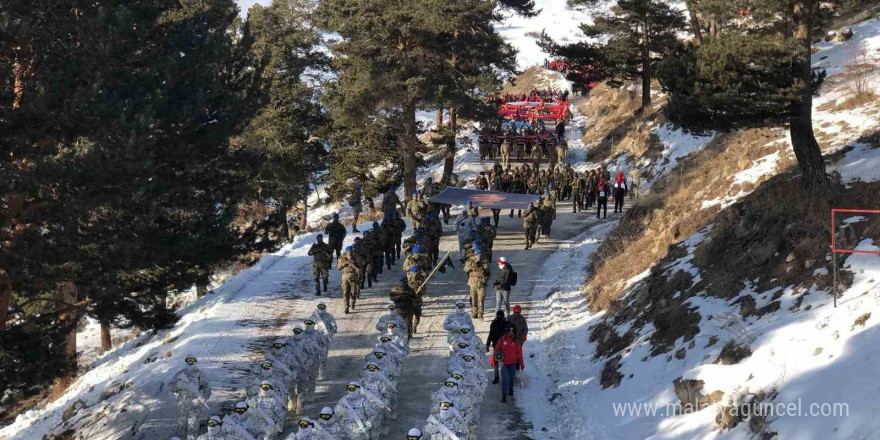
[320,406,334,416]
[408,428,422,436]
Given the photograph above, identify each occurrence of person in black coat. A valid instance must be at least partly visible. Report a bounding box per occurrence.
[486,310,510,384]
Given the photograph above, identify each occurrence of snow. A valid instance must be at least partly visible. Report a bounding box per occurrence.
[837,143,880,184]
[650,124,716,180]
[732,151,780,186]
[496,0,598,69]
[812,18,880,76]
[520,216,880,440]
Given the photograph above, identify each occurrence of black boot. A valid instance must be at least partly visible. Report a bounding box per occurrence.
[314,279,321,296]
[492,375,499,384]
[345,305,350,314]
[323,278,328,293]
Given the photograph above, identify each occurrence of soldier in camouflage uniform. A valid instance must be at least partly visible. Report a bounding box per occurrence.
[406,191,427,229]
[392,211,407,259]
[540,193,555,239]
[424,212,443,266]
[523,202,539,250]
[348,186,363,233]
[477,218,497,264]
[354,235,374,289]
[571,172,583,213]
[323,213,347,260]
[406,265,427,334]
[464,249,490,318]
[380,217,398,269]
[390,276,420,340]
[338,246,360,313]
[308,235,334,296]
[381,185,403,216]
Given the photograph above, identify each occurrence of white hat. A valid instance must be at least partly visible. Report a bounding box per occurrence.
[320,407,334,416]
[408,428,422,436]
[498,256,507,263]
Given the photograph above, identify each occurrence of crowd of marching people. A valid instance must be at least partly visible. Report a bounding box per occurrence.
[313,181,450,316]
[466,162,633,249]
[167,299,418,440]
[168,303,339,440]
[499,88,568,104]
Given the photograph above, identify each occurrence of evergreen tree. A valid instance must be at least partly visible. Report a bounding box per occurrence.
[541,0,685,107]
[657,0,852,186]
[315,0,441,198]
[238,0,329,238]
[1,0,259,388]
[424,0,518,184]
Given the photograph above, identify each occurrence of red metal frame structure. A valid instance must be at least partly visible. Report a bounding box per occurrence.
[829,208,880,307]
[831,208,880,254]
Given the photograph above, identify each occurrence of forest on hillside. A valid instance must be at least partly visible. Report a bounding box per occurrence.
[1,0,875,416]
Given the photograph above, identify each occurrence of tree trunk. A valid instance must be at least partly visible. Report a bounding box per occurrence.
[436,108,444,128]
[640,14,652,109]
[196,278,209,299]
[441,108,458,185]
[0,269,10,330]
[402,100,419,201]
[280,201,292,240]
[300,197,308,232]
[790,0,827,187]
[11,53,31,111]
[686,1,703,45]
[56,282,80,369]
[100,321,112,353]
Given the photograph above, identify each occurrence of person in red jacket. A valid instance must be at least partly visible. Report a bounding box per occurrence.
[491,326,524,403]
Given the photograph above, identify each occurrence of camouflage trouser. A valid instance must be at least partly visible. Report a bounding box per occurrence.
[469,283,486,317]
[313,264,329,281]
[176,399,203,440]
[329,240,343,259]
[572,190,582,212]
[525,226,537,247]
[342,273,358,307]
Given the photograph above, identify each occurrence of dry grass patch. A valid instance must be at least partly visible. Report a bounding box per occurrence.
[585,127,786,312]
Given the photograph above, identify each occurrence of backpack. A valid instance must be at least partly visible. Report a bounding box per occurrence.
[509,268,518,287]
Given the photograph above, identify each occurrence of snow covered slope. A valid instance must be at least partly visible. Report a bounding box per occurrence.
[515,17,880,440]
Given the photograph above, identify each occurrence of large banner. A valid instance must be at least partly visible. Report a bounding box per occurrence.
[429,187,541,210]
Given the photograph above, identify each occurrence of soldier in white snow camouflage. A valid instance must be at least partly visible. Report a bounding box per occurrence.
[170,355,213,440]
[423,400,468,440]
[222,401,262,440]
[246,381,287,440]
[303,318,330,379]
[312,302,338,339]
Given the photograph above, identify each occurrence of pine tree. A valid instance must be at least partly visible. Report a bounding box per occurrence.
[424,0,518,184]
[657,0,847,186]
[315,0,439,199]
[542,0,685,108]
[238,0,329,238]
[1,0,259,383]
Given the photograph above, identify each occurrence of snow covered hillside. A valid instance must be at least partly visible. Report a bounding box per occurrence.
[515,17,880,440]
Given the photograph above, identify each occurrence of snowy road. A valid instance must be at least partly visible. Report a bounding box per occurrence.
[288,205,615,438]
